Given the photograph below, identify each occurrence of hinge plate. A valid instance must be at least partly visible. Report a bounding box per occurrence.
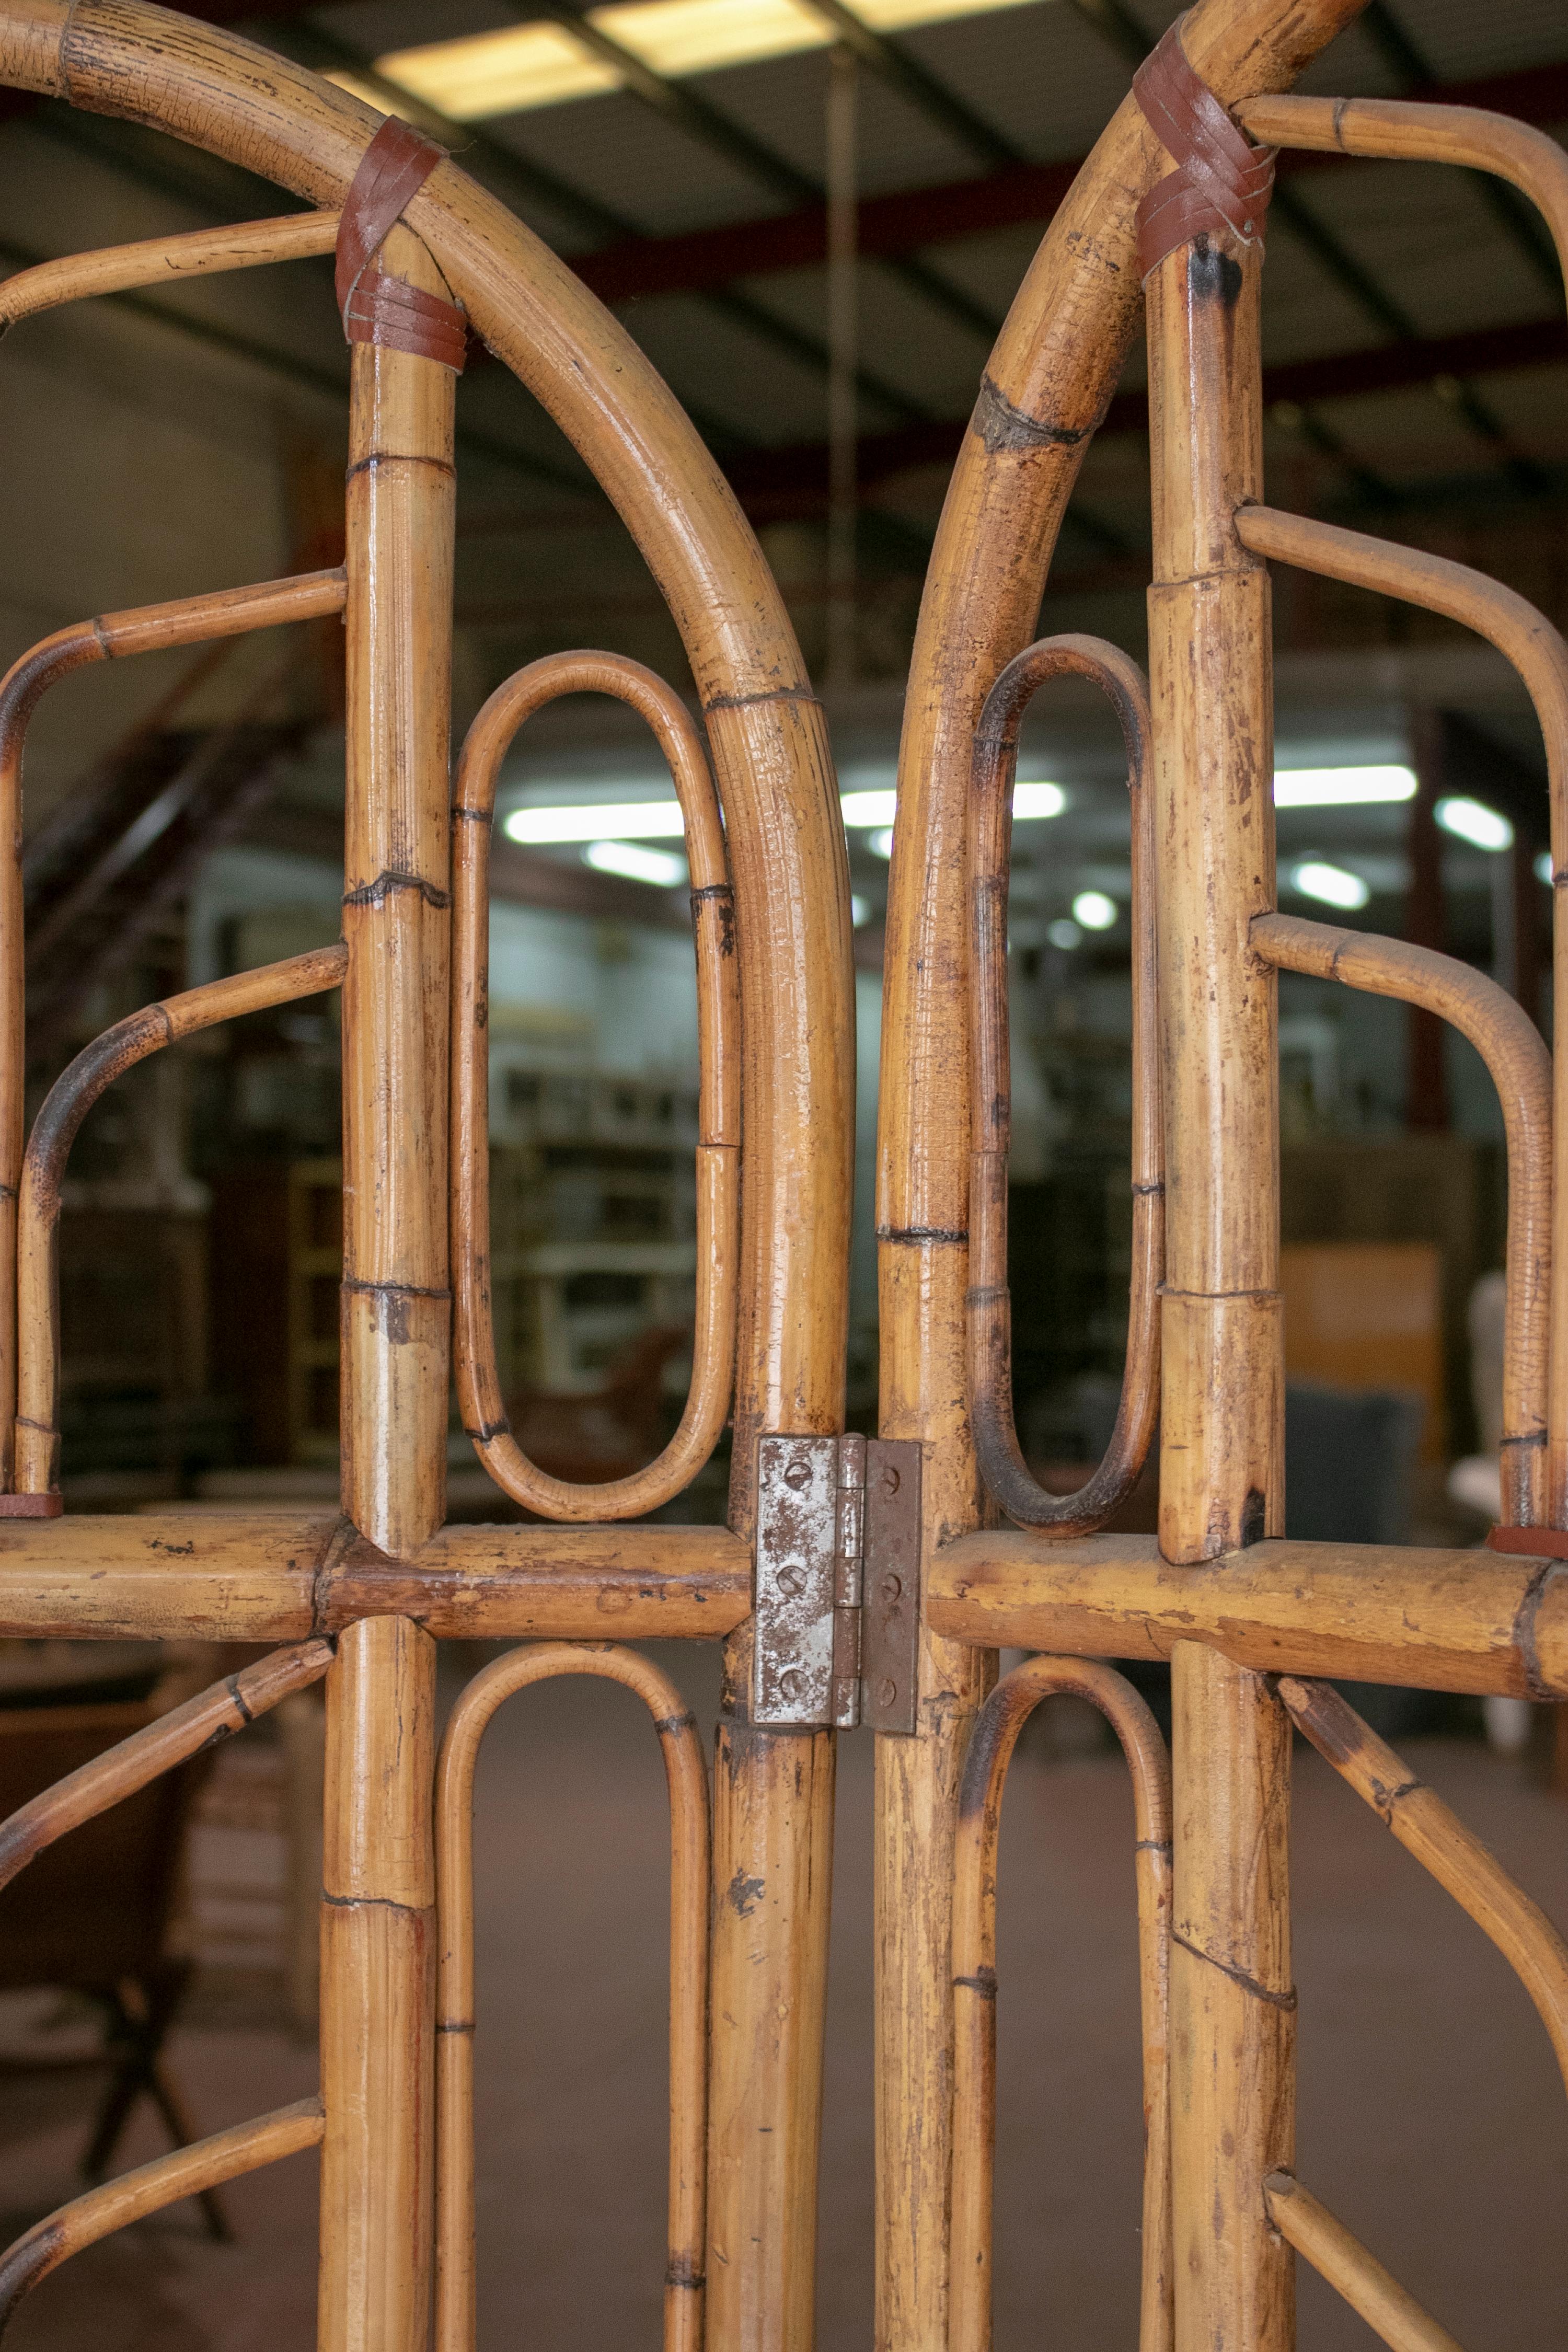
[754,1435,921,1733]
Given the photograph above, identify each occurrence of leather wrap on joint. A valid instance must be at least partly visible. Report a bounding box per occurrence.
[335,117,467,372]
[1131,18,1276,281]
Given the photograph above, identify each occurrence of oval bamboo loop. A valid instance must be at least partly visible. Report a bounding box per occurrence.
[951,1655,1172,2352]
[13,946,348,1497]
[434,1642,709,2352]
[1278,1674,1568,2099]
[966,634,1162,1534]
[452,651,739,1521]
[0,2096,325,2338]
[0,210,342,330]
[1261,2173,1465,2352]
[1251,914,1551,1525]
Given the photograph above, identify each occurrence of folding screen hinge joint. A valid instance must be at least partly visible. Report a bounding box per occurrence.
[753,1434,922,1734]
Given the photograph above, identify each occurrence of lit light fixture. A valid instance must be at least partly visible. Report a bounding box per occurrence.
[583,839,687,887]
[1273,765,1416,808]
[506,801,685,844]
[1436,795,1514,852]
[1071,889,1117,931]
[851,894,871,928]
[868,828,894,859]
[1047,917,1082,950]
[1289,860,1370,912]
[1014,781,1067,820]
[840,788,897,829]
[370,1,1042,123]
[1537,849,1555,886]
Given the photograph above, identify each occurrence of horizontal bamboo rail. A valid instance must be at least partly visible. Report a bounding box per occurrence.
[451,651,738,1520]
[950,1656,1171,2352]
[0,1514,750,1641]
[13,946,348,1496]
[0,1636,332,1890]
[1278,1675,1568,2096]
[967,636,1161,1533]
[1235,95,1568,292]
[0,2096,324,2336]
[0,564,348,1492]
[434,1643,709,2352]
[0,210,341,328]
[1261,2173,1464,2352]
[927,1530,1568,1697]
[1252,913,1551,1525]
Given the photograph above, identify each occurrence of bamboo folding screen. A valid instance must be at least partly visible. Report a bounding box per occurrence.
[0,4,1560,2351]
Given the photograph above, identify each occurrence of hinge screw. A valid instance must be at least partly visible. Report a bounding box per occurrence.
[878,1679,898,1710]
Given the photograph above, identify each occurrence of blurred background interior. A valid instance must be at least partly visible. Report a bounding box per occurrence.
[0,0,1565,2343]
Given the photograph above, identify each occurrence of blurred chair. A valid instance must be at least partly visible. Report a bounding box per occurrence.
[0,1652,229,2238]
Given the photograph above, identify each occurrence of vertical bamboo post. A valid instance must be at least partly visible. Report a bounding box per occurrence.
[1146,228,1295,2352]
[319,222,454,2352]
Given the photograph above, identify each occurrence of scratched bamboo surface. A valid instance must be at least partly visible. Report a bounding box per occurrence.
[872,0,1362,2331]
[1261,2176,1465,2352]
[0,209,340,324]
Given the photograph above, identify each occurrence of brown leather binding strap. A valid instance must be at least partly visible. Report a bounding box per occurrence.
[1488,1523,1568,1560]
[335,117,467,372]
[1132,18,1276,280]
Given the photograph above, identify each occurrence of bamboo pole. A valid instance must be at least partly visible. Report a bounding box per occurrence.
[1261,2176,1463,2352]
[950,1657,1172,2352]
[434,1643,708,2352]
[1252,912,1551,1525]
[0,210,340,327]
[926,1529,1568,1697]
[868,0,1361,2323]
[1145,211,1293,2352]
[14,948,346,1495]
[0,2097,324,2333]
[320,218,455,2352]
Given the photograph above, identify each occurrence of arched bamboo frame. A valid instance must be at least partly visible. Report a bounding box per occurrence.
[950,1655,1172,2352]
[966,633,1162,1534]
[433,1642,710,2352]
[451,651,739,1520]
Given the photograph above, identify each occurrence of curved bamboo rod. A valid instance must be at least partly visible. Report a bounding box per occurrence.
[14,944,347,1496]
[451,651,738,1520]
[1231,503,1568,1520]
[0,2096,324,2338]
[1261,2173,1464,2352]
[1234,94,1568,295]
[1278,1674,1568,2100]
[0,1635,332,1889]
[950,1655,1172,2352]
[434,1642,709,2352]
[0,564,347,1494]
[967,633,1160,1533]
[1252,913,1551,1525]
[0,210,341,329]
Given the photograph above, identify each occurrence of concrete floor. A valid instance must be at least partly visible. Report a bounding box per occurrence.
[1,1642,1565,2349]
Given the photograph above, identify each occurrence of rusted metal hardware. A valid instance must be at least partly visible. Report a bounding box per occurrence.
[754,1436,923,1732]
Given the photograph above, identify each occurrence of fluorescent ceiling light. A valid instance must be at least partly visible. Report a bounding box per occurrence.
[1274,765,1416,808]
[1537,850,1555,885]
[840,788,897,829]
[1436,795,1513,852]
[1290,860,1370,912]
[841,778,1062,831]
[1047,917,1082,950]
[1015,780,1066,820]
[583,839,688,887]
[851,894,871,928]
[372,0,1044,123]
[506,800,685,844]
[1071,889,1117,931]
[868,828,894,859]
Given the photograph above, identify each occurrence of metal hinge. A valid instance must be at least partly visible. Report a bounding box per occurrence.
[753,1435,922,1733]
